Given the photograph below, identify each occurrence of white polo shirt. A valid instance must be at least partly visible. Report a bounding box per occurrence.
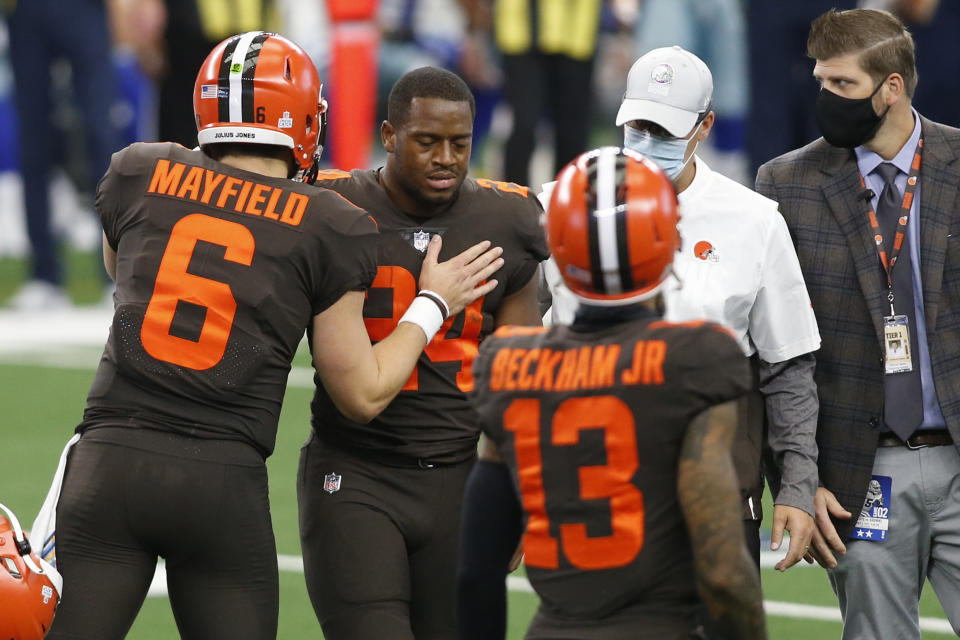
[542,156,820,363]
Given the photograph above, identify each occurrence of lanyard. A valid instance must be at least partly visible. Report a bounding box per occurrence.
[858,137,923,313]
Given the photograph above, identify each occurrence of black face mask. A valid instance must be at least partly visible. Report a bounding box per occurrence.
[815,80,890,149]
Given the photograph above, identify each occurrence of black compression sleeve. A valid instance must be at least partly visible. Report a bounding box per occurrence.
[456,460,524,640]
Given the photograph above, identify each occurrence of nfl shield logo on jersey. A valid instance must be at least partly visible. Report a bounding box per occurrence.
[323,472,342,494]
[413,230,431,253]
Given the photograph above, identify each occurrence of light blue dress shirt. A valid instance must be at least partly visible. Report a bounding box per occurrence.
[854,109,946,429]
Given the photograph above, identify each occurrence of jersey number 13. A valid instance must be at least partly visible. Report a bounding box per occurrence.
[505,396,645,570]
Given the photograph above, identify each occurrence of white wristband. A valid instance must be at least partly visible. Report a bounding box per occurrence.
[417,289,450,319]
[399,295,445,343]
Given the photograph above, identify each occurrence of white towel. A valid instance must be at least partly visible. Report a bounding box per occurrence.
[30,433,81,568]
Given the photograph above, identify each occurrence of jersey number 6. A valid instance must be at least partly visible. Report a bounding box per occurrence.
[505,396,645,570]
[141,214,254,370]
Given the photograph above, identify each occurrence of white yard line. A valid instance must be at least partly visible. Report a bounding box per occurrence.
[0,308,114,348]
[0,308,317,388]
[763,601,954,634]
[141,556,958,633]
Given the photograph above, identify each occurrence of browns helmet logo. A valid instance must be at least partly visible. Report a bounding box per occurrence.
[693,240,719,262]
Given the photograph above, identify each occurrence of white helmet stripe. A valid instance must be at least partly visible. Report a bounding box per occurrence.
[228,31,260,122]
[595,148,623,294]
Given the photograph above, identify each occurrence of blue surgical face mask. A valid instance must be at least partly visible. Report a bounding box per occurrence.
[623,124,699,180]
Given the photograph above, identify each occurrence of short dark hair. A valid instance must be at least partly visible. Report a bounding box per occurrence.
[387,67,476,128]
[807,8,917,98]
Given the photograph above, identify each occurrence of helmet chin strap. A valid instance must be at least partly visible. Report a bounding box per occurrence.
[302,153,320,185]
[317,102,328,157]
[1,501,31,556]
[37,556,63,596]
[0,502,62,595]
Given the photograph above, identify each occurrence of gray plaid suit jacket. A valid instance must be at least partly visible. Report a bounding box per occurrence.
[756,116,960,537]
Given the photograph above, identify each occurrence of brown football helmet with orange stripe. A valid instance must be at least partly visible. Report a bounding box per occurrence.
[193,31,327,183]
[546,146,681,305]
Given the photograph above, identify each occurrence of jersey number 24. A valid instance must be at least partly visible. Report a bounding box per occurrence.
[364,265,484,392]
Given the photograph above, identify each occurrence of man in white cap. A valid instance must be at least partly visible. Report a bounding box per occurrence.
[457,46,821,639]
[551,45,822,568]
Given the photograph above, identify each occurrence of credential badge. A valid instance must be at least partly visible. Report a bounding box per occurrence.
[413,230,431,253]
[323,472,342,494]
[850,475,891,542]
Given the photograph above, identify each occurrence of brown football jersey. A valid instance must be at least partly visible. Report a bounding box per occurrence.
[82,143,379,457]
[308,169,549,462]
[470,311,751,632]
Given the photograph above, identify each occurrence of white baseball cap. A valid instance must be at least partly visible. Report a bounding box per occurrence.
[615,46,714,137]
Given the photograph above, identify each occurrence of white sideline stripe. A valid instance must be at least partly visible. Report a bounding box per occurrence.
[146,555,307,597]
[763,601,954,634]
[0,308,318,388]
[144,558,954,632]
[0,345,317,389]
[0,308,114,347]
[764,601,841,622]
[0,346,318,389]
[505,588,954,633]
[278,554,305,572]
[506,575,534,594]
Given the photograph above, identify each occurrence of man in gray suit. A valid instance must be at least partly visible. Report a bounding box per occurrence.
[757,8,960,639]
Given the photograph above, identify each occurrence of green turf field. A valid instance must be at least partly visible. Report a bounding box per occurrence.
[0,252,954,638]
